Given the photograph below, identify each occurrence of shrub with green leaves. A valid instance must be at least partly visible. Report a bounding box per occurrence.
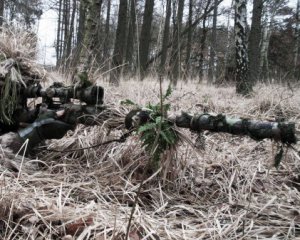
[122,85,178,170]
[138,109,177,170]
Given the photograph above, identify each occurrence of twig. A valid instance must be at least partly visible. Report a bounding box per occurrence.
[37,130,133,153]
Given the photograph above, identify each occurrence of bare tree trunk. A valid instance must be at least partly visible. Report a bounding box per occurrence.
[185,0,193,78]
[110,0,128,85]
[68,0,77,55]
[169,0,185,86]
[160,0,172,76]
[62,0,70,61]
[235,0,250,95]
[125,0,137,74]
[84,0,103,66]
[56,0,63,65]
[260,3,275,82]
[208,0,218,83]
[198,0,212,81]
[248,0,263,84]
[103,0,111,61]
[199,9,208,81]
[63,0,77,65]
[260,25,270,81]
[139,0,155,79]
[59,1,65,65]
[69,0,103,79]
[224,0,234,76]
[0,0,4,26]
[56,0,70,67]
[96,0,104,63]
[70,0,86,69]
[77,0,86,47]
[293,0,300,80]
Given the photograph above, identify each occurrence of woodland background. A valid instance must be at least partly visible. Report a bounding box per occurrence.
[0,0,299,94]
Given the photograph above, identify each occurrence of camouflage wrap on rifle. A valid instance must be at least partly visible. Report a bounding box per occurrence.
[176,112,296,144]
[125,110,297,144]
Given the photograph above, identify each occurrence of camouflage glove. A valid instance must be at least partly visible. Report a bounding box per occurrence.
[18,110,74,151]
[125,109,151,130]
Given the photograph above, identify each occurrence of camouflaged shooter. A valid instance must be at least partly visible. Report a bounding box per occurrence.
[15,81,105,152]
[0,58,104,154]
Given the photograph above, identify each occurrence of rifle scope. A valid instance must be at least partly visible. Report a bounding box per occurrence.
[23,84,104,105]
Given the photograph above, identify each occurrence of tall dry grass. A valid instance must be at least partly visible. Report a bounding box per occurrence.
[1,78,300,239]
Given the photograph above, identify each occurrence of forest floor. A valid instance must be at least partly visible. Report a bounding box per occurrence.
[1,78,300,239]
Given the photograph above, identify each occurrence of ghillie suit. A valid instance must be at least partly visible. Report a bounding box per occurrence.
[0,28,46,153]
[0,27,73,154]
[0,27,106,155]
[0,58,44,132]
[0,58,24,130]
[0,27,46,133]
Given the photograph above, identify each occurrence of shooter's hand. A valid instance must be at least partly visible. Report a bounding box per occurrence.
[18,109,74,152]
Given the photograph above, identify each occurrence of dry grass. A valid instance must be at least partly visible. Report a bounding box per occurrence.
[1,78,300,239]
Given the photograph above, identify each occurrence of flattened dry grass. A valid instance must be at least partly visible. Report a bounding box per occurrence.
[1,79,300,239]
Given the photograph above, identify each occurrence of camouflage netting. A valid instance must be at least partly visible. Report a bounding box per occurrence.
[0,27,47,124]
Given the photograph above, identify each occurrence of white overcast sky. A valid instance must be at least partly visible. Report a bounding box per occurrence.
[37,0,297,65]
